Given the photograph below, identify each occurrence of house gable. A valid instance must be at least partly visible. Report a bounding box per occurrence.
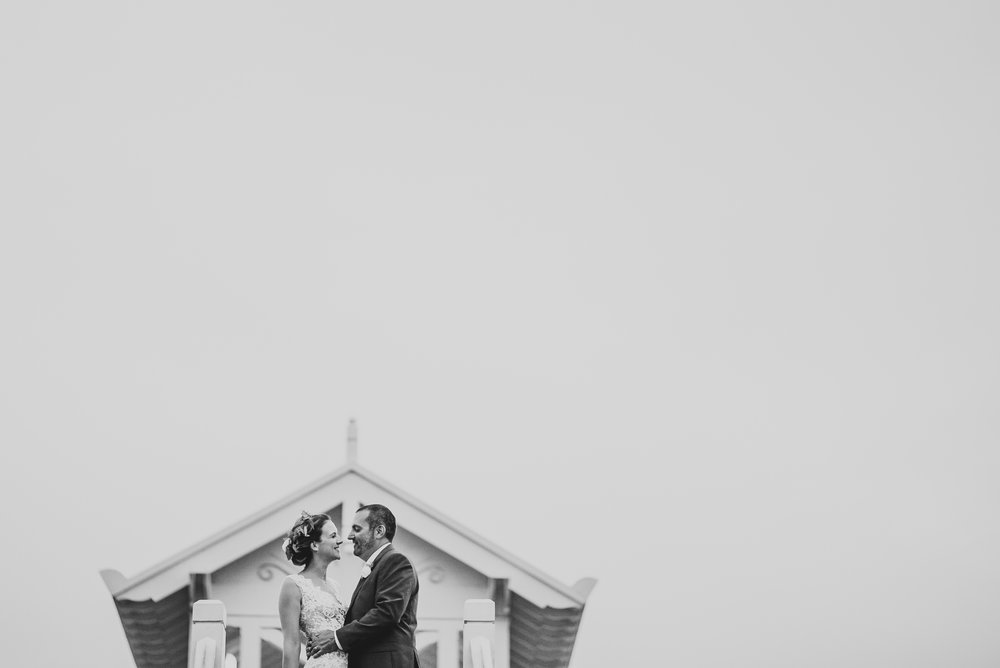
[103,453,595,668]
[107,464,586,608]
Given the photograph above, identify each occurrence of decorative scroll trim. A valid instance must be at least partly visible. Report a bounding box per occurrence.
[417,562,446,584]
[257,562,293,581]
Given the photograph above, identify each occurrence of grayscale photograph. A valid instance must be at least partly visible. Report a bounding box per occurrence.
[1,3,998,668]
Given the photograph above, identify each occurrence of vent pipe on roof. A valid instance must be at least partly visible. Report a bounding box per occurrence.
[347,418,358,464]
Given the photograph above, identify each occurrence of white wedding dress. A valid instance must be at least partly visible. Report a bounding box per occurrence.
[288,573,349,668]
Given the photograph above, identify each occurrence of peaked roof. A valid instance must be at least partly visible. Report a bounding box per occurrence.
[103,456,595,668]
[104,460,594,608]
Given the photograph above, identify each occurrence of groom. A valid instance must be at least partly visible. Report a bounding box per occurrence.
[308,504,420,668]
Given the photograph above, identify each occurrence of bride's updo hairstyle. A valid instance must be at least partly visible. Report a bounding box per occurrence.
[283,511,332,566]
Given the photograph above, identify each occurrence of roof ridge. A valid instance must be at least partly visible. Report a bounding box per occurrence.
[110,463,353,595]
[350,464,587,605]
[110,462,589,607]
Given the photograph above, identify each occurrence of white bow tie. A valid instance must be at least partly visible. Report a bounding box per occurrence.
[360,564,372,578]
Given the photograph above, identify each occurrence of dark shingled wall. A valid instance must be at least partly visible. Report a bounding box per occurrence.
[509,593,584,668]
[113,587,190,668]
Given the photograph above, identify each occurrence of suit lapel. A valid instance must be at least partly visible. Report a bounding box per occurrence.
[348,544,395,613]
[348,577,364,614]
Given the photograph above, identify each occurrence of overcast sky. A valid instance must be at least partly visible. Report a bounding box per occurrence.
[2,2,999,667]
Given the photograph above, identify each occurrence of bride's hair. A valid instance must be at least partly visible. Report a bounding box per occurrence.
[283,512,332,566]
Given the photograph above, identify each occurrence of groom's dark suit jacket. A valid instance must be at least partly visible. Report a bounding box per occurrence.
[338,544,420,668]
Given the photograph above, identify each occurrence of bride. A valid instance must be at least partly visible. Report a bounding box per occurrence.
[278,512,349,668]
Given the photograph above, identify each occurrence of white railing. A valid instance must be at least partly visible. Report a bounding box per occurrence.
[463,599,495,668]
[189,598,490,668]
[189,600,227,668]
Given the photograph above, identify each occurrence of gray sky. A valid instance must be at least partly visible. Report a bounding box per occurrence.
[2,2,999,666]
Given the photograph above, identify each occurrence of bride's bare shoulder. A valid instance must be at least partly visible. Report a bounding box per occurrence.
[279,574,303,598]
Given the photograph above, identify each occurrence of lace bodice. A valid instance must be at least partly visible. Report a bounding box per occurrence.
[289,573,348,668]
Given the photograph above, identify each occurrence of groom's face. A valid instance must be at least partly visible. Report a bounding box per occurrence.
[349,509,377,558]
